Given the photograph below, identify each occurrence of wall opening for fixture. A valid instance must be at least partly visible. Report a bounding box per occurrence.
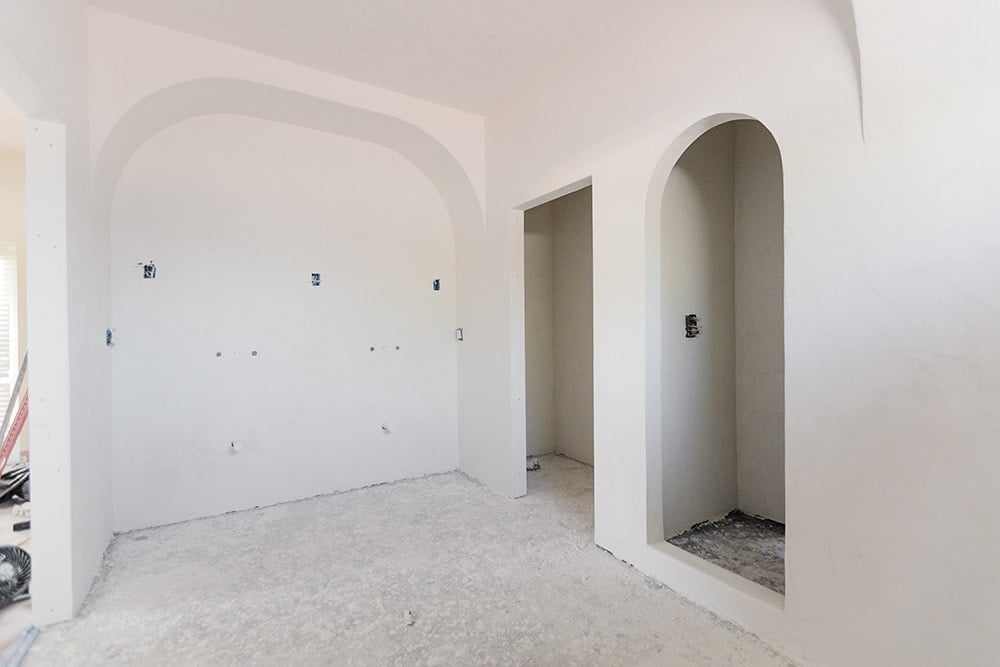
[522,186,594,506]
[658,120,785,594]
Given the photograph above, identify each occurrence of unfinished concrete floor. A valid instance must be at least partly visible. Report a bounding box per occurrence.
[28,456,791,665]
[667,512,785,595]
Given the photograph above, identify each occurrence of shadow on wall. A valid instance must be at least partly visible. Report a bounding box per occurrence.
[643,113,785,551]
[818,0,865,134]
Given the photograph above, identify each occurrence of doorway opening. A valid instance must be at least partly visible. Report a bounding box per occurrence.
[522,186,594,513]
[0,87,31,640]
[658,120,785,594]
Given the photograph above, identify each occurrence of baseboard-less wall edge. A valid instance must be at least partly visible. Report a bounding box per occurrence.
[596,536,801,664]
[114,467,461,534]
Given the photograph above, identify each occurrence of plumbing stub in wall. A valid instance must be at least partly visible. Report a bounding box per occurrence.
[685,314,700,338]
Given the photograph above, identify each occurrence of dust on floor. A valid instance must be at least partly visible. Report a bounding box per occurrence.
[28,456,792,665]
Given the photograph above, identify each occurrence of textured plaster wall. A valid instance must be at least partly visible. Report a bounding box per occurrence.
[9,2,999,662]
[523,188,593,465]
[659,120,784,537]
[787,1,1000,663]
[660,123,738,538]
[110,115,458,531]
[550,188,594,465]
[523,206,555,457]
[733,121,784,524]
[90,9,485,531]
[87,9,485,213]
[490,0,860,662]
[491,0,1000,664]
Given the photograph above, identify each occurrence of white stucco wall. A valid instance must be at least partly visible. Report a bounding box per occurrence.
[659,120,784,537]
[523,206,555,457]
[490,0,860,662]
[491,0,1000,664]
[5,2,999,663]
[660,123,738,537]
[551,188,594,466]
[109,114,458,531]
[523,188,593,466]
[734,121,784,524]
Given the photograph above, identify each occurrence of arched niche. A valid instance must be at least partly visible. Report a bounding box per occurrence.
[645,116,785,588]
[93,79,488,526]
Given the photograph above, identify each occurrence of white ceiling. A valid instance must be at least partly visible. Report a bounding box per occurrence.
[0,90,24,156]
[90,0,635,113]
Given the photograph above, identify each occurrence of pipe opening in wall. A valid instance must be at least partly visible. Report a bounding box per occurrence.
[658,120,785,594]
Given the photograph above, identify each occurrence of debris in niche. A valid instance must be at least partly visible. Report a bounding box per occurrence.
[527,457,540,471]
[106,328,114,348]
[311,273,321,286]
[433,279,441,292]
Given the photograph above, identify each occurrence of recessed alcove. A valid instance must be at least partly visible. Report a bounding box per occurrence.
[657,119,785,593]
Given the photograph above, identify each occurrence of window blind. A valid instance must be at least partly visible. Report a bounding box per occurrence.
[0,243,18,410]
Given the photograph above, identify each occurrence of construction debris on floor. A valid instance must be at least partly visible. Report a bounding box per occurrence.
[0,464,29,505]
[667,510,785,594]
[27,456,790,665]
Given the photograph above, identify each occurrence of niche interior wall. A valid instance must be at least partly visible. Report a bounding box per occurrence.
[523,186,594,466]
[109,114,459,531]
[658,119,785,539]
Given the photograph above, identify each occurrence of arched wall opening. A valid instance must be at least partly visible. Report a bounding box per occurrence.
[95,80,483,531]
[109,114,459,530]
[647,117,785,594]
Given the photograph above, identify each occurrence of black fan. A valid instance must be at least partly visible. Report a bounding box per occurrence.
[0,546,30,607]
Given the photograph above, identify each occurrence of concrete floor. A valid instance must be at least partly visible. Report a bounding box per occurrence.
[28,456,791,665]
[667,511,785,595]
